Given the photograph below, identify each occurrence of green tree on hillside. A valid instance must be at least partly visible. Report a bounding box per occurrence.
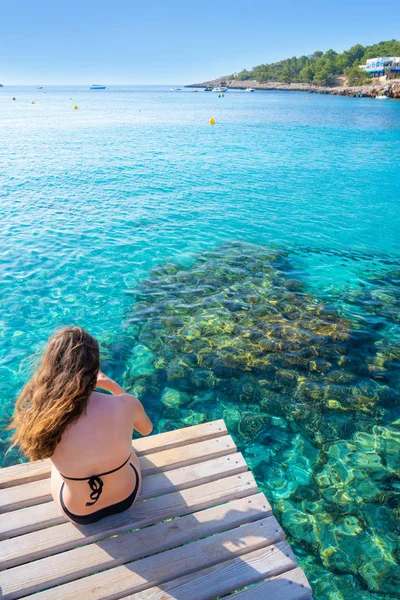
[227,40,399,86]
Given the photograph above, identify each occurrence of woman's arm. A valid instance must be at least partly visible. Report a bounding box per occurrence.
[131,395,153,436]
[97,371,153,435]
[96,370,126,395]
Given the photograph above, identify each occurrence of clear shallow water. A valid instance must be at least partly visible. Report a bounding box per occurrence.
[1,85,400,598]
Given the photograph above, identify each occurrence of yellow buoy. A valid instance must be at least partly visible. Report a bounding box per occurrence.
[31,101,35,104]
[209,118,215,125]
[74,105,78,110]
[158,96,162,99]
[306,97,309,100]
[222,93,224,97]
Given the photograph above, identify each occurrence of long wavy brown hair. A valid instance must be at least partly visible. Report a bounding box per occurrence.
[9,326,100,461]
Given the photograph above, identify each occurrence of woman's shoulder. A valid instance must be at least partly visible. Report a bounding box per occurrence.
[89,390,138,415]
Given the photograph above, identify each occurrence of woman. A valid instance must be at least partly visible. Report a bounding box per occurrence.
[9,325,153,525]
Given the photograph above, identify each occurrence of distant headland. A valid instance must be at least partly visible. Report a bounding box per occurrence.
[187,39,400,98]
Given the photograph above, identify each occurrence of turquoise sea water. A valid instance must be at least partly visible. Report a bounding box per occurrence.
[1,85,400,598]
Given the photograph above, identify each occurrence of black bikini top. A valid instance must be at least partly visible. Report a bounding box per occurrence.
[60,455,131,507]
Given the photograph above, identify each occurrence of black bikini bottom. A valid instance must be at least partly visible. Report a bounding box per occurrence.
[59,463,140,525]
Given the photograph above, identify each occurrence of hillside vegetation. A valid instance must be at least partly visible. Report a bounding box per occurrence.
[229,40,400,86]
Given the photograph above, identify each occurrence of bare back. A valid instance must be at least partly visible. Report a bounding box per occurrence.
[50,391,150,517]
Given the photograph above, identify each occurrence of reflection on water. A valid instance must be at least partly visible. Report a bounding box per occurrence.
[120,242,400,599]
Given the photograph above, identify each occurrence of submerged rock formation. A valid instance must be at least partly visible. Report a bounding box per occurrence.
[121,242,400,596]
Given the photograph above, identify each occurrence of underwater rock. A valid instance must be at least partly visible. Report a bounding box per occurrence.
[316,438,387,509]
[238,413,269,441]
[190,368,217,389]
[222,407,241,431]
[357,535,400,594]
[125,344,156,380]
[121,242,400,591]
[157,418,184,433]
[160,387,191,408]
[279,500,316,545]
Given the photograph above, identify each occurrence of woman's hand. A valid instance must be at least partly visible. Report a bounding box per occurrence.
[96,370,126,395]
[96,370,110,387]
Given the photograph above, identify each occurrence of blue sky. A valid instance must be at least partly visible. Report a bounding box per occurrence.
[1,0,399,84]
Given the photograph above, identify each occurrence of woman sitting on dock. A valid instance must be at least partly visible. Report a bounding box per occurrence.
[9,326,153,525]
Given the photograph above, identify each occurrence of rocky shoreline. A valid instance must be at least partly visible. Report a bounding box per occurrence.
[186,78,400,98]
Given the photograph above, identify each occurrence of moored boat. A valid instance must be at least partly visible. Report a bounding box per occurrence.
[212,86,228,92]
[90,84,106,90]
[245,87,255,92]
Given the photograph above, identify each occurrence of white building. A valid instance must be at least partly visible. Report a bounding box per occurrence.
[360,57,400,77]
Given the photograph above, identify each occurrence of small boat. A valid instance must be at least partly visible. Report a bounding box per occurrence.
[212,86,228,93]
[90,84,106,90]
[171,87,182,91]
[36,86,43,90]
[376,94,389,100]
[245,87,255,92]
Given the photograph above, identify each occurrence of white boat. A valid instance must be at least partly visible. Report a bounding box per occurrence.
[245,88,255,92]
[90,84,106,90]
[171,87,182,91]
[212,86,228,93]
[376,95,389,100]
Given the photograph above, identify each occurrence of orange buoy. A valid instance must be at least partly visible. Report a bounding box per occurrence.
[73,105,78,110]
[31,101,35,104]
[209,118,215,125]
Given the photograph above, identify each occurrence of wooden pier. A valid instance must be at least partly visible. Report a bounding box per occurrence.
[0,420,312,599]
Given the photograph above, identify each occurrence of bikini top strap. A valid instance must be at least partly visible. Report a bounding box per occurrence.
[59,454,131,481]
[59,454,132,507]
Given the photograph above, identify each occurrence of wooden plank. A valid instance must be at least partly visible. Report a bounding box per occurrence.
[138,435,236,475]
[230,567,313,600]
[1,495,276,599]
[0,452,245,513]
[0,420,227,489]
[123,546,299,600]
[132,419,227,456]
[0,436,236,539]
[0,471,258,569]
[24,526,295,600]
[0,478,51,512]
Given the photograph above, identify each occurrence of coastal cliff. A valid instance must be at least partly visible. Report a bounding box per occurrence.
[186,78,400,98]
